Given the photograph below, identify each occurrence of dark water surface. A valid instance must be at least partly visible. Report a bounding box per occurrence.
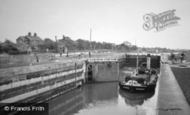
[48,83,159,115]
[47,68,159,115]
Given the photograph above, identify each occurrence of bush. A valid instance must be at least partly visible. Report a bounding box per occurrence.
[8,50,27,55]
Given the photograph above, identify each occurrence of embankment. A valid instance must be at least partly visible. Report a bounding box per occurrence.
[171,67,190,105]
[0,53,55,69]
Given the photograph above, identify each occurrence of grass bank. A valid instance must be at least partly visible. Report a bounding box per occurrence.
[171,67,190,105]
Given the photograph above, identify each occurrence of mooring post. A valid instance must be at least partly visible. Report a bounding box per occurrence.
[83,61,86,83]
[75,62,77,86]
[117,62,120,81]
[147,54,151,70]
[94,63,99,81]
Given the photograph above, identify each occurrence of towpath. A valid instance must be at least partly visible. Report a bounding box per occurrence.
[157,63,190,115]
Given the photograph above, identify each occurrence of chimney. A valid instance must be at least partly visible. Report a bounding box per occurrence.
[63,35,65,40]
[28,32,31,36]
[34,33,37,37]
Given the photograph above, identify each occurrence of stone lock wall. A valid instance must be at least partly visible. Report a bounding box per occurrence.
[0,61,86,106]
[125,55,161,68]
[87,62,119,82]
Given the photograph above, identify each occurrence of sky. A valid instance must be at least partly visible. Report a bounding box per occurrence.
[0,0,190,49]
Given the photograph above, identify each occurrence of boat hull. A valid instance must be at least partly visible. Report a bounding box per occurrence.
[119,82,156,92]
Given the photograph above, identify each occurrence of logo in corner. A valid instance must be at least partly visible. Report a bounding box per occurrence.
[143,9,180,31]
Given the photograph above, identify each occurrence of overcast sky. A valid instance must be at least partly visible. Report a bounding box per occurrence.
[0,0,190,49]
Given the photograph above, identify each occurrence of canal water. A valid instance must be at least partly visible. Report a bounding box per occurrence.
[47,68,159,115]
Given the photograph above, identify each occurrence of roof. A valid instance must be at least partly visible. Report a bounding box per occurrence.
[25,35,43,41]
[58,41,66,48]
[17,36,25,40]
[17,35,43,42]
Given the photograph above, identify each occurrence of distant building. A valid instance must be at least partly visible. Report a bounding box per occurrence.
[57,39,68,53]
[58,43,68,53]
[16,32,43,51]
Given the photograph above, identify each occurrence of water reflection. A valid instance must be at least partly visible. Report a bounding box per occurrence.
[119,89,155,106]
[47,87,83,115]
[47,82,157,115]
[48,82,118,115]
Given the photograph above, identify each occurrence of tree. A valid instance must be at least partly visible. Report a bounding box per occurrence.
[76,39,91,50]
[76,39,85,50]
[59,36,77,50]
[0,39,19,54]
[43,38,56,50]
[38,38,56,52]
[4,39,12,44]
[122,41,132,47]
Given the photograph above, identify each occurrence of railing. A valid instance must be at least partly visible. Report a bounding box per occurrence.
[87,58,118,62]
[127,52,161,56]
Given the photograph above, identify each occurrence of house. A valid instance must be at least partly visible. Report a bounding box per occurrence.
[16,41,32,52]
[57,39,68,53]
[16,32,43,51]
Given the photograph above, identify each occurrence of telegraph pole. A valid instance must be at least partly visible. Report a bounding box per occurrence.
[90,28,92,49]
[90,28,92,42]
[89,28,92,57]
[55,36,58,53]
[135,38,139,70]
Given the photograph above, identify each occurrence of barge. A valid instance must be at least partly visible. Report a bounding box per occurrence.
[119,54,158,92]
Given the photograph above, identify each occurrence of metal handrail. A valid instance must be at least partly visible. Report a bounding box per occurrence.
[87,58,118,62]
